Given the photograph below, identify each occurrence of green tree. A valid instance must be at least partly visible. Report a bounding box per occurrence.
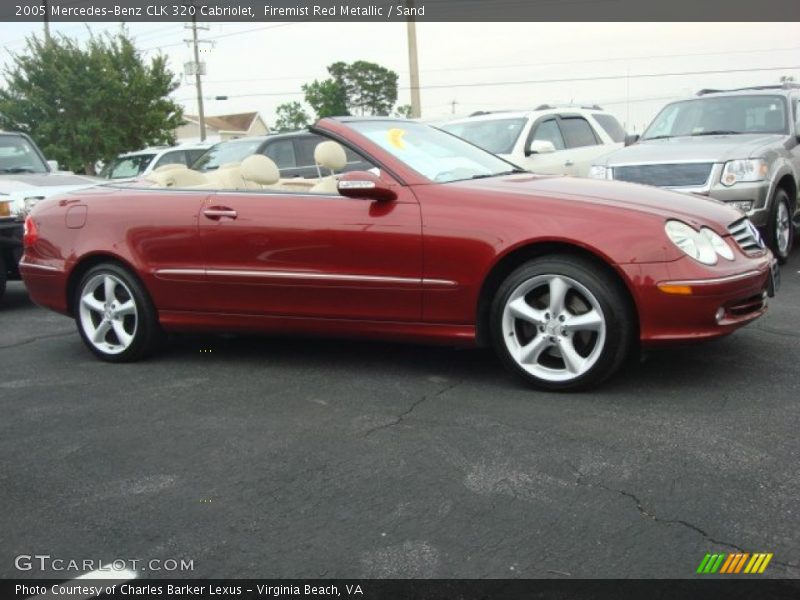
[0,30,183,174]
[273,101,310,132]
[345,61,398,116]
[302,61,401,119]
[302,78,349,119]
[394,104,413,119]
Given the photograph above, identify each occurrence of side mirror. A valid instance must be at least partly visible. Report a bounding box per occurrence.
[337,171,397,202]
[624,134,640,147]
[46,159,59,171]
[526,140,556,156]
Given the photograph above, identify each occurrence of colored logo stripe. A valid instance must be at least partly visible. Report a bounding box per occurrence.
[698,552,773,574]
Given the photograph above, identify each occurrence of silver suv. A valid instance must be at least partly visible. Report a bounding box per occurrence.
[589,85,799,263]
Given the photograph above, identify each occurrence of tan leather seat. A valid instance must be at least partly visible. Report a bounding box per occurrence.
[240,154,280,189]
[145,165,208,188]
[309,141,347,194]
[205,162,245,189]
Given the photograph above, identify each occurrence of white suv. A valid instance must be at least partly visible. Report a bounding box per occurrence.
[100,143,214,179]
[439,106,625,177]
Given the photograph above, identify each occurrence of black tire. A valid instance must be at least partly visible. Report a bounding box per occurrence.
[489,255,635,391]
[0,254,7,303]
[74,263,163,362]
[765,188,794,265]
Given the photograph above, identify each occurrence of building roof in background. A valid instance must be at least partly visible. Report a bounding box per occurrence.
[184,112,261,132]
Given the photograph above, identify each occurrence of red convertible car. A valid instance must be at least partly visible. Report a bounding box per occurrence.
[20,118,778,390]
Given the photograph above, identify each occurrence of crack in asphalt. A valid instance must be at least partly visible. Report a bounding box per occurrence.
[364,380,462,437]
[0,330,73,349]
[753,325,800,339]
[566,463,799,572]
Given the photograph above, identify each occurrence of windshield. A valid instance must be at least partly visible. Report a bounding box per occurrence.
[439,118,527,154]
[100,154,156,179]
[0,135,48,174]
[348,120,521,183]
[642,95,788,140]
[192,139,264,172]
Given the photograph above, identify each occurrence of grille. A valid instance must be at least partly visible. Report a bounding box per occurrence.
[612,163,713,187]
[727,218,765,254]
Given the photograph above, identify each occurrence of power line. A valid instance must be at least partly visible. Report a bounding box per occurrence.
[173,65,800,101]
[169,45,800,87]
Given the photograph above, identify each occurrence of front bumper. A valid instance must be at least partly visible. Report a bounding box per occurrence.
[621,252,773,346]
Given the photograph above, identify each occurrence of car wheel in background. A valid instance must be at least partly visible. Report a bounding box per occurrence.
[766,188,794,264]
[75,263,162,362]
[490,255,634,391]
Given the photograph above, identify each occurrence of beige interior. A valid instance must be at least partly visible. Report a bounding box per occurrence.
[310,141,348,194]
[145,140,349,195]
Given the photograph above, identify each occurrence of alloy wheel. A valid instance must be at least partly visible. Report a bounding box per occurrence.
[78,273,139,355]
[501,274,607,383]
[775,199,791,257]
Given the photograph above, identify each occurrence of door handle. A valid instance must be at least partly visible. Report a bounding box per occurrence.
[203,207,238,220]
[564,160,574,167]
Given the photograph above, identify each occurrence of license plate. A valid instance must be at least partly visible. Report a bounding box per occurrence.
[767,258,780,297]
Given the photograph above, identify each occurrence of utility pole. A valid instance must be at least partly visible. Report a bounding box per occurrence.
[43,0,50,42]
[184,11,211,141]
[450,99,458,114]
[406,0,421,119]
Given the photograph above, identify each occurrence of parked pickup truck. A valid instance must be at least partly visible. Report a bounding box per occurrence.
[0,131,99,300]
[590,85,800,263]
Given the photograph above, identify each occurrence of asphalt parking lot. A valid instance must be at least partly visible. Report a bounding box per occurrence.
[1,253,799,580]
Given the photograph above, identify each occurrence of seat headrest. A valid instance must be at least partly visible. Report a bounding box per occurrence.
[241,154,280,185]
[314,141,347,171]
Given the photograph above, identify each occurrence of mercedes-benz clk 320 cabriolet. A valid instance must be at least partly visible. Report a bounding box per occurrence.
[20,118,780,391]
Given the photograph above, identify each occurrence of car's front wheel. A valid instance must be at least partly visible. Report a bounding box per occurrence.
[766,188,794,264]
[75,263,162,362]
[490,255,634,391]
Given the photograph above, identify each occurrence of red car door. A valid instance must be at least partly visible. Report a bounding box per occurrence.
[197,183,423,321]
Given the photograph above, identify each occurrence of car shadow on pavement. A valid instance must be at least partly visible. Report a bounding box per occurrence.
[164,329,762,397]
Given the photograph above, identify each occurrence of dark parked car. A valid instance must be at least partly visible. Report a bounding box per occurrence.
[191,131,372,178]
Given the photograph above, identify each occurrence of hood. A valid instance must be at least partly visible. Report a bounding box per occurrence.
[0,173,103,216]
[451,174,743,233]
[595,133,785,166]
[0,172,101,194]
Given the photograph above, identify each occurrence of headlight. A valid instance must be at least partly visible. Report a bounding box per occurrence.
[721,159,768,186]
[701,227,734,261]
[588,165,610,179]
[729,200,753,213]
[664,220,718,265]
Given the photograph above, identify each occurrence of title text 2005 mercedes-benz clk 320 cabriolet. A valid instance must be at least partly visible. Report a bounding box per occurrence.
[20,118,779,390]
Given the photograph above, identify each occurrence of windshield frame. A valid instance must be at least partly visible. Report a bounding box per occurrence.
[0,133,50,174]
[641,94,789,140]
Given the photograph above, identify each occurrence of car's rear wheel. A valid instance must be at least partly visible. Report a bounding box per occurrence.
[490,255,634,391]
[75,263,162,362]
[766,188,794,264]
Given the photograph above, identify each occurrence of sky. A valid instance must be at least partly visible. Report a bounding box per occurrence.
[1,21,799,133]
